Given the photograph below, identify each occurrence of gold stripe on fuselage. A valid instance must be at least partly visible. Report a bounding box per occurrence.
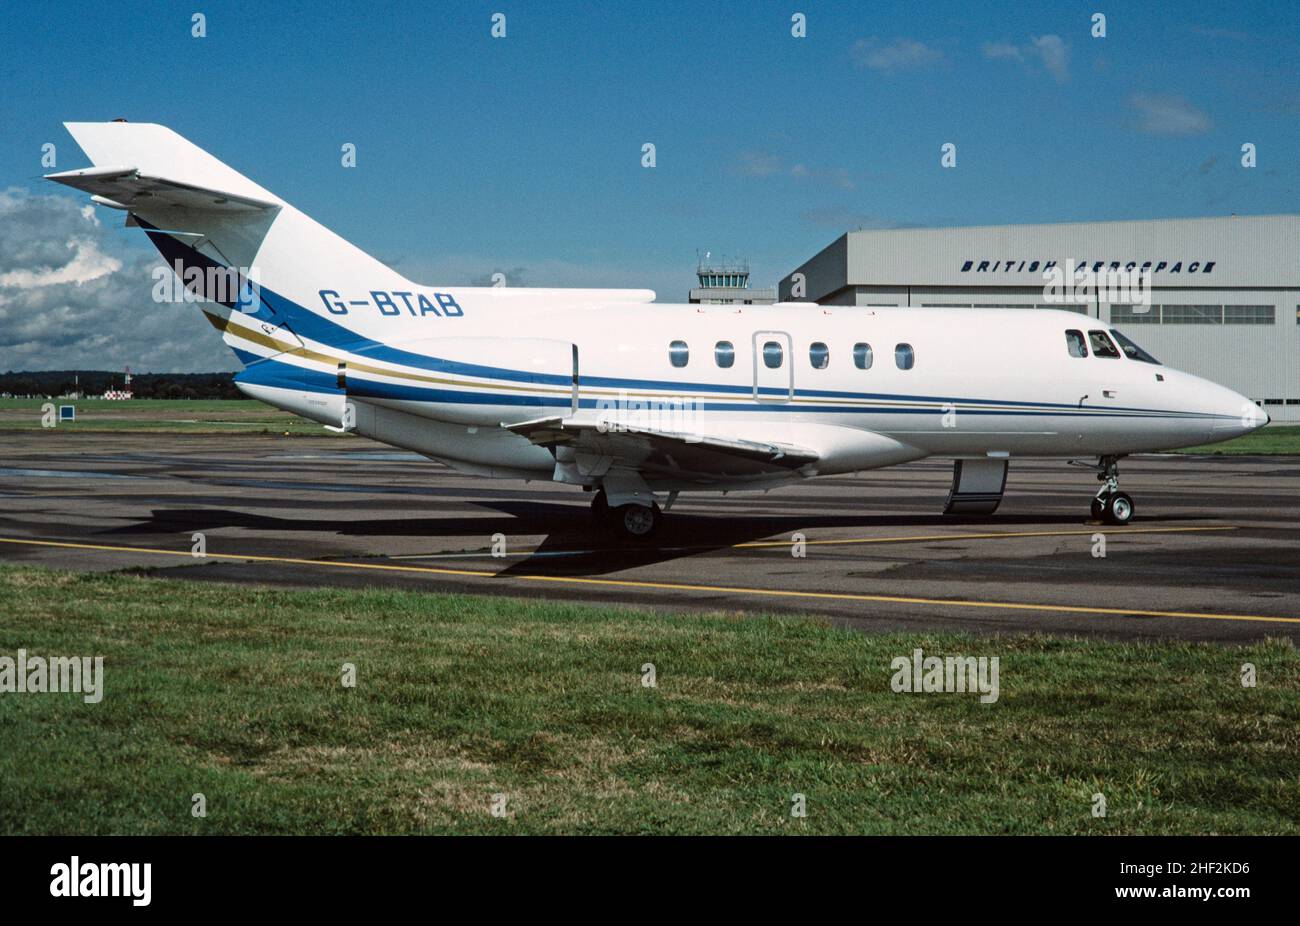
[206,311,1178,418]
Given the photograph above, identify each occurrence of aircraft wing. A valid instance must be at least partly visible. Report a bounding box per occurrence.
[45,165,280,214]
[505,416,819,482]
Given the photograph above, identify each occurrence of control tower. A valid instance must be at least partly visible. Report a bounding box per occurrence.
[688,253,776,305]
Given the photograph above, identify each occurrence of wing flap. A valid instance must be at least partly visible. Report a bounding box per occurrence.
[505,416,819,479]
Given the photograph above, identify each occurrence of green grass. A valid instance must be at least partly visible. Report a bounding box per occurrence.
[1174,425,1300,455]
[0,398,250,412]
[0,564,1296,835]
[0,397,337,434]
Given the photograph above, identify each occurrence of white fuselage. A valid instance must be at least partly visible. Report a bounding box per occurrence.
[45,120,1262,498]
[233,295,1259,489]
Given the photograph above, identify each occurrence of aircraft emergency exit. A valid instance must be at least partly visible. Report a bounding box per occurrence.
[46,122,1270,539]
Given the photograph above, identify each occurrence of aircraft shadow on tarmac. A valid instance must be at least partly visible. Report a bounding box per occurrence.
[101,501,1209,578]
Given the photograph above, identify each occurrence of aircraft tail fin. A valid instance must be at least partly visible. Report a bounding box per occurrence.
[45,122,658,370]
[45,121,403,368]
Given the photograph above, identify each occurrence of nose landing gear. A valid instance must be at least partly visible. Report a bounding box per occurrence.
[1092,490,1134,525]
[1082,455,1135,525]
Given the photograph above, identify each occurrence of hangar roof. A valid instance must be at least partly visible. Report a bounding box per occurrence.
[783,214,1300,300]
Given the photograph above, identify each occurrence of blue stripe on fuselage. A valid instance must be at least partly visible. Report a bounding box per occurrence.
[153,231,1215,419]
[250,286,1218,416]
[234,355,1223,420]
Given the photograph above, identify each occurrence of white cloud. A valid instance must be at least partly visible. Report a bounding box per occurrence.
[0,188,236,373]
[823,167,855,191]
[732,154,856,190]
[735,150,783,177]
[983,34,1069,82]
[1128,94,1212,135]
[0,238,120,289]
[852,37,943,73]
[981,42,1021,61]
[1030,35,1069,83]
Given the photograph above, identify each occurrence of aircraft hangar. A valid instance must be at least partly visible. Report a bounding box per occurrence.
[779,214,1300,422]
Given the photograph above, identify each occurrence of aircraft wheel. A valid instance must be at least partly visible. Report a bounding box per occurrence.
[1090,495,1105,521]
[591,489,610,523]
[1101,492,1134,525]
[611,502,661,541]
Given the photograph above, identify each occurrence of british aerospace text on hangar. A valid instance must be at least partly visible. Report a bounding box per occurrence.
[781,215,1300,422]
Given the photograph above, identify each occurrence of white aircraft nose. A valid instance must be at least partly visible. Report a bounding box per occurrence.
[1210,387,1267,438]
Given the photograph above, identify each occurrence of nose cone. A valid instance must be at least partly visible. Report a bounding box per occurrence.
[1210,387,1267,439]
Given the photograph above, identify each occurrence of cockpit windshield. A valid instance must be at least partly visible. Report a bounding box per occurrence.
[1109,328,1161,365]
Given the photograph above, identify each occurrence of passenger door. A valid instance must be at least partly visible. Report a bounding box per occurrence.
[751,331,793,403]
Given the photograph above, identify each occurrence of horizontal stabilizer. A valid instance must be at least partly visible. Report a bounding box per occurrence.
[46,121,283,217]
[45,165,280,214]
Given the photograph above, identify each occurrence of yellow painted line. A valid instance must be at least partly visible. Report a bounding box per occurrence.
[1,533,1296,625]
[512,573,1300,624]
[389,525,1237,559]
[0,536,493,579]
[735,525,1237,548]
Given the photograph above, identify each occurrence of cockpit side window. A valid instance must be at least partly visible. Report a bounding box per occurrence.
[1088,329,1120,358]
[1109,328,1161,364]
[1065,329,1088,358]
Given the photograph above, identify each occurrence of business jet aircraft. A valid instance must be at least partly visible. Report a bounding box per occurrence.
[47,122,1268,540]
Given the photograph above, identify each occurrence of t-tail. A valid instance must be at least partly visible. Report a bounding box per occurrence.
[45,121,655,369]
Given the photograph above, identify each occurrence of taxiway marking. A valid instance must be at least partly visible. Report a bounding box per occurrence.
[735,525,1236,548]
[385,524,1237,560]
[1,533,1296,626]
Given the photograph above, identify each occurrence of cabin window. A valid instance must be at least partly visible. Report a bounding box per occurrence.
[669,340,689,368]
[714,340,735,368]
[853,342,874,370]
[1109,329,1161,364]
[762,340,784,369]
[1065,329,1088,358]
[809,342,830,369]
[1088,330,1120,358]
[894,343,915,370]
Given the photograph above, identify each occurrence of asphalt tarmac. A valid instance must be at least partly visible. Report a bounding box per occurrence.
[2,432,1297,643]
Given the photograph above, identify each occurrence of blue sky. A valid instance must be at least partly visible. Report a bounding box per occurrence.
[2,0,1298,369]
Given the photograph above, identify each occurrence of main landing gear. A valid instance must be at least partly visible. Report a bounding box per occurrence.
[591,489,662,541]
[1084,455,1135,525]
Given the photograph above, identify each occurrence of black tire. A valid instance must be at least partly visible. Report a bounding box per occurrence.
[1090,496,1105,521]
[610,502,661,541]
[1102,492,1134,525]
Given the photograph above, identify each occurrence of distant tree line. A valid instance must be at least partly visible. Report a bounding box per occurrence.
[0,370,242,400]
